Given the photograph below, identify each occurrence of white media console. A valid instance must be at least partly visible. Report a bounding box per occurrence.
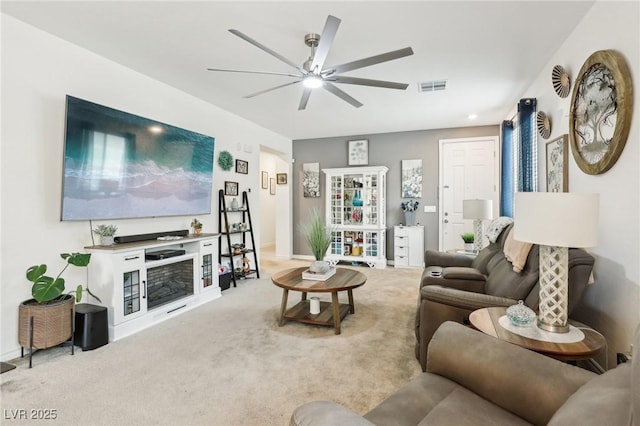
[86,233,221,341]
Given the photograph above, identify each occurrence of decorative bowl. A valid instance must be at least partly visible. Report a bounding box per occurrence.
[506,301,536,326]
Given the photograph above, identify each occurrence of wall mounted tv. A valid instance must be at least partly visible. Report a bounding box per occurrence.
[61,95,215,221]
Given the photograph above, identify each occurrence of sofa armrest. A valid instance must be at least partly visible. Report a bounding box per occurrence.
[290,401,374,426]
[427,322,596,425]
[420,274,486,294]
[424,250,474,268]
[420,285,517,310]
[442,267,485,281]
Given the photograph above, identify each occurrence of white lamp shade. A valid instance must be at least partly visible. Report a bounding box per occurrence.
[463,199,493,220]
[514,192,599,247]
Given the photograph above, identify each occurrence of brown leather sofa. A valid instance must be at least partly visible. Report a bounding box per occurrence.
[415,223,595,371]
[290,321,639,426]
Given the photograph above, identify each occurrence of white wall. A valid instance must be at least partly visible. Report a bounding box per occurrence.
[258,149,291,258]
[0,15,292,361]
[259,151,279,247]
[516,1,639,365]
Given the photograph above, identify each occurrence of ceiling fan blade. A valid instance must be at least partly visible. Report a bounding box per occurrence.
[323,83,363,108]
[310,15,341,72]
[298,88,312,110]
[229,29,306,74]
[207,68,301,78]
[325,47,414,75]
[331,76,409,90]
[244,80,301,99]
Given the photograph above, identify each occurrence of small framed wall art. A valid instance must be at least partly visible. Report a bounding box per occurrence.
[401,159,423,198]
[545,134,568,193]
[302,162,320,198]
[270,178,276,195]
[348,139,368,166]
[235,159,248,174]
[224,181,239,196]
[276,173,287,184]
[261,171,268,189]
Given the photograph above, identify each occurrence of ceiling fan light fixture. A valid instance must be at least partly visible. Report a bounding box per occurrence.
[210,16,414,109]
[303,75,324,89]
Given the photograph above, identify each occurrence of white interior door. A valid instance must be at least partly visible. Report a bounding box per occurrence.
[438,136,499,251]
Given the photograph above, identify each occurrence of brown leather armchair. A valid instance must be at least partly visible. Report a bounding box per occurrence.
[414,223,595,371]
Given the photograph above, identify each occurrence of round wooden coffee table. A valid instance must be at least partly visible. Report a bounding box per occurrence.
[271,266,366,335]
[469,307,606,361]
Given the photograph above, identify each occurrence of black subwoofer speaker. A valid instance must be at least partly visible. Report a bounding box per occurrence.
[74,304,109,351]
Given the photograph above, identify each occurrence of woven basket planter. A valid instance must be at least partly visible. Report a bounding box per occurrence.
[18,295,74,349]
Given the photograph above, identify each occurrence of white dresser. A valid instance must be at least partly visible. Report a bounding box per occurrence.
[393,225,424,268]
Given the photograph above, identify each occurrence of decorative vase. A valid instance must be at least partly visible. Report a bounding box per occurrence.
[230,198,239,211]
[195,228,202,236]
[352,190,363,207]
[309,260,330,274]
[404,211,414,226]
[100,235,115,246]
[310,297,321,315]
[464,243,474,252]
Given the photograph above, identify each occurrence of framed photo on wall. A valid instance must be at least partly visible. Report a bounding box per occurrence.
[261,171,268,189]
[401,159,423,198]
[276,173,287,184]
[224,181,239,196]
[302,162,320,197]
[348,139,368,166]
[270,178,276,195]
[236,159,248,174]
[545,134,568,192]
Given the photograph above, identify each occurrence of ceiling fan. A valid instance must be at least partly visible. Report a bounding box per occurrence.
[207,15,414,110]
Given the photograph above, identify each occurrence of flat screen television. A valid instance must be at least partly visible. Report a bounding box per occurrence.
[61,96,215,221]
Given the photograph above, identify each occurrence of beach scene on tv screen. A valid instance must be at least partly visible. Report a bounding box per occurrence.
[61,96,214,221]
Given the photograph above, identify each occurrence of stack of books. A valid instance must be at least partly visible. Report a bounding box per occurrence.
[302,267,337,281]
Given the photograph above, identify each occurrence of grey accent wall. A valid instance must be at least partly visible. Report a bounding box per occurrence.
[292,125,499,261]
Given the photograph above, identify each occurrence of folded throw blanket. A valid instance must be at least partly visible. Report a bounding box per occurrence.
[503,229,533,273]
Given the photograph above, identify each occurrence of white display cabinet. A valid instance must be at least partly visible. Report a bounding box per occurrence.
[323,166,388,268]
[86,234,221,341]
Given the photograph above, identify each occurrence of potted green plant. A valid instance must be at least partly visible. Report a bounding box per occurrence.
[301,208,332,273]
[93,224,118,246]
[191,218,203,235]
[461,232,475,252]
[19,253,101,359]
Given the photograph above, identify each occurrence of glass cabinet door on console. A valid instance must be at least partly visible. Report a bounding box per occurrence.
[323,166,388,268]
[115,251,147,324]
[199,239,217,292]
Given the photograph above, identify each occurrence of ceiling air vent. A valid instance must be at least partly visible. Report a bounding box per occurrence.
[418,79,447,92]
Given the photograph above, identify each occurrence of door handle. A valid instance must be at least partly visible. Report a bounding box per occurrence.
[444,219,449,223]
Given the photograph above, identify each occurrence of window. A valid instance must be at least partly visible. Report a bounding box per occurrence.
[501,98,537,217]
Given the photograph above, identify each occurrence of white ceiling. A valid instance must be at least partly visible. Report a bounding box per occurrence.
[2,1,595,140]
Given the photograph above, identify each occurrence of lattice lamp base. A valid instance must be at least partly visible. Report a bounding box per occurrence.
[538,245,570,333]
[473,219,484,253]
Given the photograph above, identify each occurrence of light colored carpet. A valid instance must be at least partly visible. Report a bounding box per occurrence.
[1,256,422,425]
